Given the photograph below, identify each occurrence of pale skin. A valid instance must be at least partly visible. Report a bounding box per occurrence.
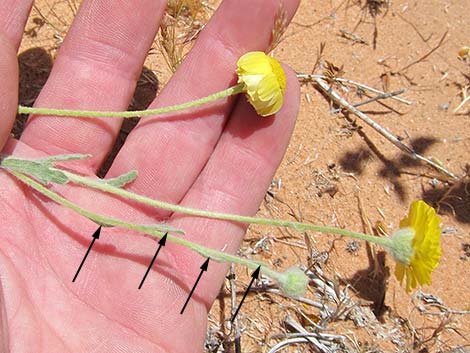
[0,1,300,352]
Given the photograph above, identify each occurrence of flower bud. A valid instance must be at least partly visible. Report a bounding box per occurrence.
[276,266,309,297]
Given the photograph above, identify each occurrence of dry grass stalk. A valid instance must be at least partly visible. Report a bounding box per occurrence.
[267,3,289,53]
[436,164,470,216]
[229,264,242,353]
[30,1,79,52]
[167,0,202,19]
[357,195,384,279]
[364,0,390,18]
[350,0,391,48]
[453,85,470,114]
[158,0,208,73]
[159,14,185,73]
[393,30,448,75]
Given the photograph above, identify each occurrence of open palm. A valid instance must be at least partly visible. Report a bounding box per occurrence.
[0,1,300,352]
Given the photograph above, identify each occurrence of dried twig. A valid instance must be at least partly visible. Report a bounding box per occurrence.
[339,29,369,45]
[229,265,242,353]
[283,315,330,352]
[453,85,470,113]
[415,292,470,316]
[267,337,320,353]
[357,195,383,279]
[393,30,448,74]
[297,73,413,105]
[313,76,458,180]
[269,314,346,353]
[331,89,406,113]
[396,12,433,43]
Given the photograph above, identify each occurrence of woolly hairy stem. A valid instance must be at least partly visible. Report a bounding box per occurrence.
[8,170,278,277]
[58,169,393,248]
[18,84,244,118]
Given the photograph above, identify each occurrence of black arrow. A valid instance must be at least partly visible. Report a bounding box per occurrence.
[180,258,209,314]
[231,266,261,322]
[138,233,168,289]
[72,226,101,282]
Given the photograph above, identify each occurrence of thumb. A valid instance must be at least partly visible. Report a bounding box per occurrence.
[0,32,19,151]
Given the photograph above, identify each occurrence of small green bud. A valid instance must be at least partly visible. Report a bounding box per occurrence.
[385,227,415,265]
[277,266,309,297]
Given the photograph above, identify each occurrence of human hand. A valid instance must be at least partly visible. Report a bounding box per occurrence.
[0,1,300,352]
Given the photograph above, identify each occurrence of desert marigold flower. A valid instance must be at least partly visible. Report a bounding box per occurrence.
[386,200,442,293]
[236,51,286,117]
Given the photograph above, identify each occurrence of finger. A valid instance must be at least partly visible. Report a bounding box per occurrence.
[108,0,300,204]
[168,68,300,308]
[20,0,166,170]
[0,1,33,150]
[0,33,19,151]
[0,1,33,50]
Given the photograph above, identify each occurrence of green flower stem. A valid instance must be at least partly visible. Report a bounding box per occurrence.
[9,170,182,235]
[57,169,393,249]
[9,170,274,276]
[17,84,245,119]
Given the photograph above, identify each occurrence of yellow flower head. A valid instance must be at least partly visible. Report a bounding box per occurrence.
[236,51,287,117]
[388,200,442,292]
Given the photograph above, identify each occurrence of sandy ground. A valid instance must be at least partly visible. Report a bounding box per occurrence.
[15,0,470,352]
